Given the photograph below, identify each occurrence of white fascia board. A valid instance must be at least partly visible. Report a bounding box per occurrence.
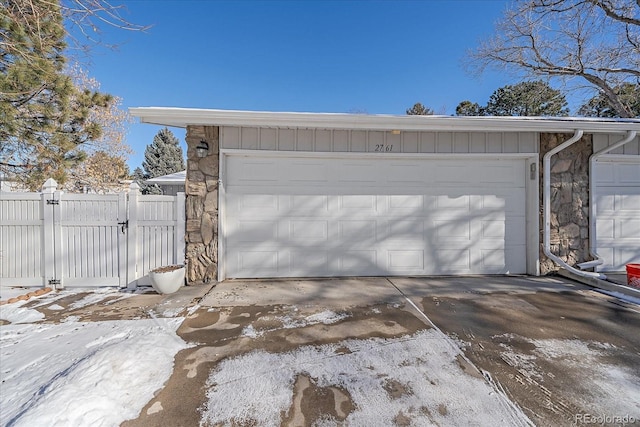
[129,107,640,134]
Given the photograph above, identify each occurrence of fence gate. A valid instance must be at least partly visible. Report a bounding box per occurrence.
[0,179,185,289]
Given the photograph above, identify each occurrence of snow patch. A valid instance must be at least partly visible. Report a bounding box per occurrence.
[498,336,640,419]
[1,317,188,427]
[68,290,119,310]
[201,330,532,426]
[0,301,45,324]
[304,310,349,325]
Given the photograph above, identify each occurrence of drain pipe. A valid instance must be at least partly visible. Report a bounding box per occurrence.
[543,129,605,279]
[585,130,638,269]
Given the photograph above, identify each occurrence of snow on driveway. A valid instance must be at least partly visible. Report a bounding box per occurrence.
[201,329,533,426]
[0,292,189,427]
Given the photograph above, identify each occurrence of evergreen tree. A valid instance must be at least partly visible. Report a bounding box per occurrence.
[455,81,569,117]
[455,101,484,116]
[139,127,185,194]
[406,102,434,115]
[484,81,569,116]
[578,83,640,118]
[132,167,145,186]
[0,0,115,190]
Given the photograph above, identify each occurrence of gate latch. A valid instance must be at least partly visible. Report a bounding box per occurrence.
[118,220,129,234]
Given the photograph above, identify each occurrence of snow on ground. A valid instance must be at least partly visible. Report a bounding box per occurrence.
[0,288,137,324]
[201,329,533,427]
[0,301,45,324]
[0,310,189,427]
[498,335,640,419]
[241,309,350,338]
[597,289,640,307]
[0,287,42,302]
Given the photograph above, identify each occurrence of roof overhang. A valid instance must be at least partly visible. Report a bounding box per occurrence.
[130,107,640,134]
[146,170,186,185]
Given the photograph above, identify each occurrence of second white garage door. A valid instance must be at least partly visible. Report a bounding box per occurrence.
[594,157,640,271]
[223,154,527,278]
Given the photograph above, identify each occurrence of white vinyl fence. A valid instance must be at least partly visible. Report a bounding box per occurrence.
[0,178,185,288]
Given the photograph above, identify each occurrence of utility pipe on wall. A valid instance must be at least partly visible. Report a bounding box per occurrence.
[587,130,637,269]
[542,129,606,279]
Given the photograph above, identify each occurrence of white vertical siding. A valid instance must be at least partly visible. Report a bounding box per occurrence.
[593,134,640,155]
[220,126,540,154]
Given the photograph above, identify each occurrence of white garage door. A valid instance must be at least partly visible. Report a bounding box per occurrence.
[594,158,640,271]
[223,154,527,278]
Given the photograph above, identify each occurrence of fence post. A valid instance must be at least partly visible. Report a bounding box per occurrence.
[126,182,140,288]
[117,191,128,288]
[41,178,63,289]
[176,191,186,265]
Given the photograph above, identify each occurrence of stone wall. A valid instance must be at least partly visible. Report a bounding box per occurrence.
[184,125,219,284]
[539,133,593,274]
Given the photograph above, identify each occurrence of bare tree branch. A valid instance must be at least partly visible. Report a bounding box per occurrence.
[470,0,639,117]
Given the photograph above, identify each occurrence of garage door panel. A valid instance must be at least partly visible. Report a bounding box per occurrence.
[225,155,527,278]
[291,251,329,275]
[486,245,526,273]
[481,249,508,269]
[288,162,329,183]
[336,250,378,273]
[620,194,640,210]
[235,194,279,212]
[338,195,377,211]
[618,163,640,183]
[619,218,640,236]
[436,249,472,270]
[237,250,280,273]
[387,195,424,211]
[230,220,278,244]
[481,220,507,239]
[594,159,640,271]
[289,220,328,243]
[229,160,280,184]
[289,195,330,215]
[387,250,425,270]
[385,163,427,185]
[435,164,471,184]
[482,216,526,240]
[597,246,640,271]
[434,220,471,240]
[336,163,379,183]
[435,195,471,210]
[384,220,425,243]
[338,220,377,242]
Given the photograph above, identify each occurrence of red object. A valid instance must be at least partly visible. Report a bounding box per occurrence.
[627,263,640,288]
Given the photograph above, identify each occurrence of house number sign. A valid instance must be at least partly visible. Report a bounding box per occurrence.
[374,144,394,152]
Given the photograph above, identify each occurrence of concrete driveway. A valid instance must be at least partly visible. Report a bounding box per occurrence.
[121,275,640,427]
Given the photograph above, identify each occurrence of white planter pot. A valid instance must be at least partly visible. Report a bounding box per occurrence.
[148,265,185,294]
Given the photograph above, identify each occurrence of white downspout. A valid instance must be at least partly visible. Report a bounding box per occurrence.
[543,129,605,279]
[586,130,637,269]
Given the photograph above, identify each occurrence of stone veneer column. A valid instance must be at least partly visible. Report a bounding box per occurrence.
[539,133,593,275]
[184,125,219,284]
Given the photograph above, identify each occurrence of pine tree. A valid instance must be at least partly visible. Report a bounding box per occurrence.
[0,0,114,190]
[406,103,434,116]
[578,83,640,118]
[140,128,185,194]
[484,81,569,117]
[455,81,569,117]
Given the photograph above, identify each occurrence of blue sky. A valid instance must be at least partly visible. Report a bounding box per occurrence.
[84,0,519,170]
